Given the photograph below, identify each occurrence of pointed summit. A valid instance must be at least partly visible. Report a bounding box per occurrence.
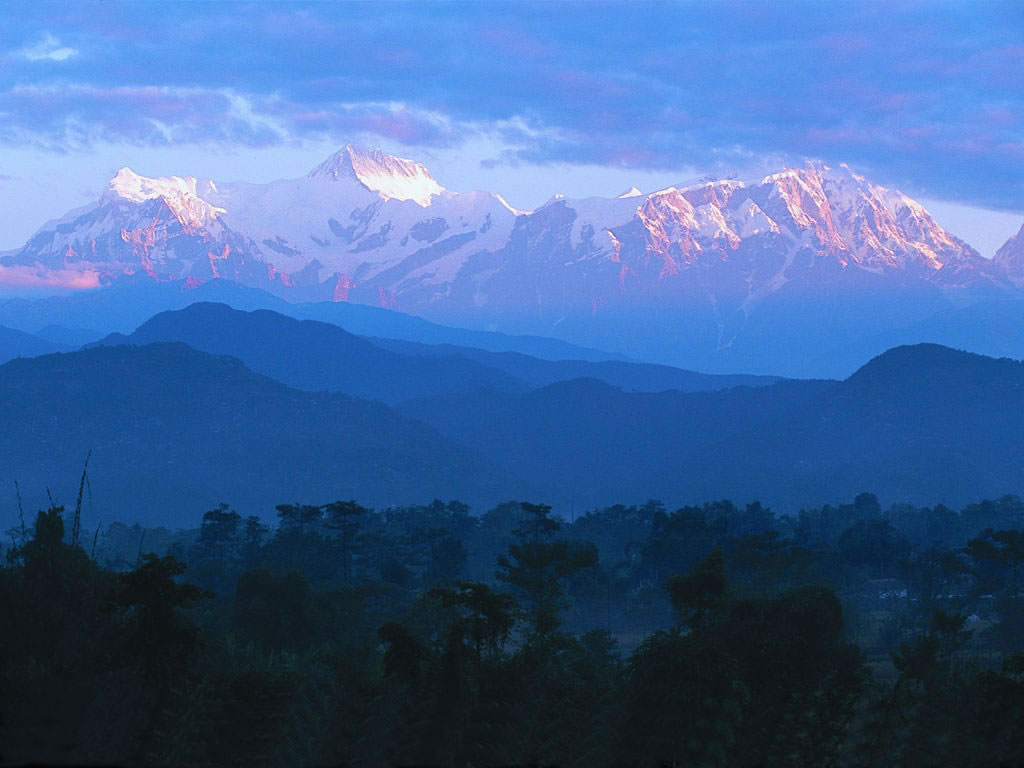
[103,167,225,226]
[617,186,642,199]
[107,167,203,203]
[308,144,444,206]
[994,222,1024,287]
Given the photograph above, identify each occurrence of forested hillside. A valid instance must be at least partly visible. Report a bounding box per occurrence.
[4,492,1024,765]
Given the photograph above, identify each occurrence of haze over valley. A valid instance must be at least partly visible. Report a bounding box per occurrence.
[5,3,1024,765]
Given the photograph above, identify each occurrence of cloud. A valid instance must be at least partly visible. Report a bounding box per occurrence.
[1,1,1022,210]
[0,264,100,291]
[0,85,285,148]
[16,32,78,62]
[258,98,466,148]
[0,83,474,155]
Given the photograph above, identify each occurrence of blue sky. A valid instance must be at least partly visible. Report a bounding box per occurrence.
[1,0,1022,254]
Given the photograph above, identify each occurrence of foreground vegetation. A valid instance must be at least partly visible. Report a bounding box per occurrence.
[3,493,1024,766]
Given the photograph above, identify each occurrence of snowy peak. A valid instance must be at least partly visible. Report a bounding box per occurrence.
[594,162,984,292]
[107,167,214,204]
[997,223,1024,260]
[104,167,225,226]
[308,144,444,206]
[2,149,1009,321]
[732,164,976,273]
[994,223,1024,286]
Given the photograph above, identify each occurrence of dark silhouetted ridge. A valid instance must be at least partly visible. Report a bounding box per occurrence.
[0,343,521,525]
[0,324,69,363]
[844,343,1024,398]
[96,302,525,404]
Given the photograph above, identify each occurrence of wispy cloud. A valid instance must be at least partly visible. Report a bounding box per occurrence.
[0,85,473,151]
[16,32,78,62]
[1,1,1022,209]
[0,85,283,148]
[0,264,99,291]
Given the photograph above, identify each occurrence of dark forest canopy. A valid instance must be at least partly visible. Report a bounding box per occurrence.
[4,491,1024,766]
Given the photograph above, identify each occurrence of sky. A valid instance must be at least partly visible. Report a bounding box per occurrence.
[1,0,1022,255]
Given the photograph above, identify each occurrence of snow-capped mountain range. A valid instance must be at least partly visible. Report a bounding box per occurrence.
[5,145,1024,374]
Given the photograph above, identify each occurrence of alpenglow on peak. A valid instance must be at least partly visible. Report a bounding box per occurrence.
[308,144,445,206]
[107,167,215,204]
[104,167,225,224]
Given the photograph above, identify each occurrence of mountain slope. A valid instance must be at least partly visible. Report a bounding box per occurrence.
[368,336,780,393]
[691,344,1024,508]
[96,302,525,403]
[399,378,831,510]
[401,344,1024,510]
[99,302,775,401]
[3,147,1021,376]
[0,279,624,363]
[995,223,1024,286]
[0,344,523,527]
[308,144,445,204]
[0,325,69,363]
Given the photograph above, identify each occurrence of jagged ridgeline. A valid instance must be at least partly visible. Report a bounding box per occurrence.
[6,146,1024,376]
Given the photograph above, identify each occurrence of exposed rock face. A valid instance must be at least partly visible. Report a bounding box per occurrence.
[3,148,1018,373]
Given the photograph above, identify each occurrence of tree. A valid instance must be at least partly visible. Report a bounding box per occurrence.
[854,491,882,518]
[378,621,428,685]
[900,547,969,618]
[191,504,241,562]
[727,531,817,597]
[619,629,747,767]
[274,503,322,534]
[232,567,314,653]
[23,504,71,584]
[323,500,367,583]
[426,532,467,582]
[723,585,863,766]
[865,611,977,767]
[640,506,717,586]
[667,548,726,630]
[838,518,910,578]
[968,529,1024,596]
[117,554,209,678]
[722,500,775,538]
[240,515,269,567]
[497,502,597,638]
[965,529,1024,649]
[893,610,972,681]
[428,581,517,666]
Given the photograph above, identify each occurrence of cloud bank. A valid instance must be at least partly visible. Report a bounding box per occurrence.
[16,32,78,62]
[1,1,1022,210]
